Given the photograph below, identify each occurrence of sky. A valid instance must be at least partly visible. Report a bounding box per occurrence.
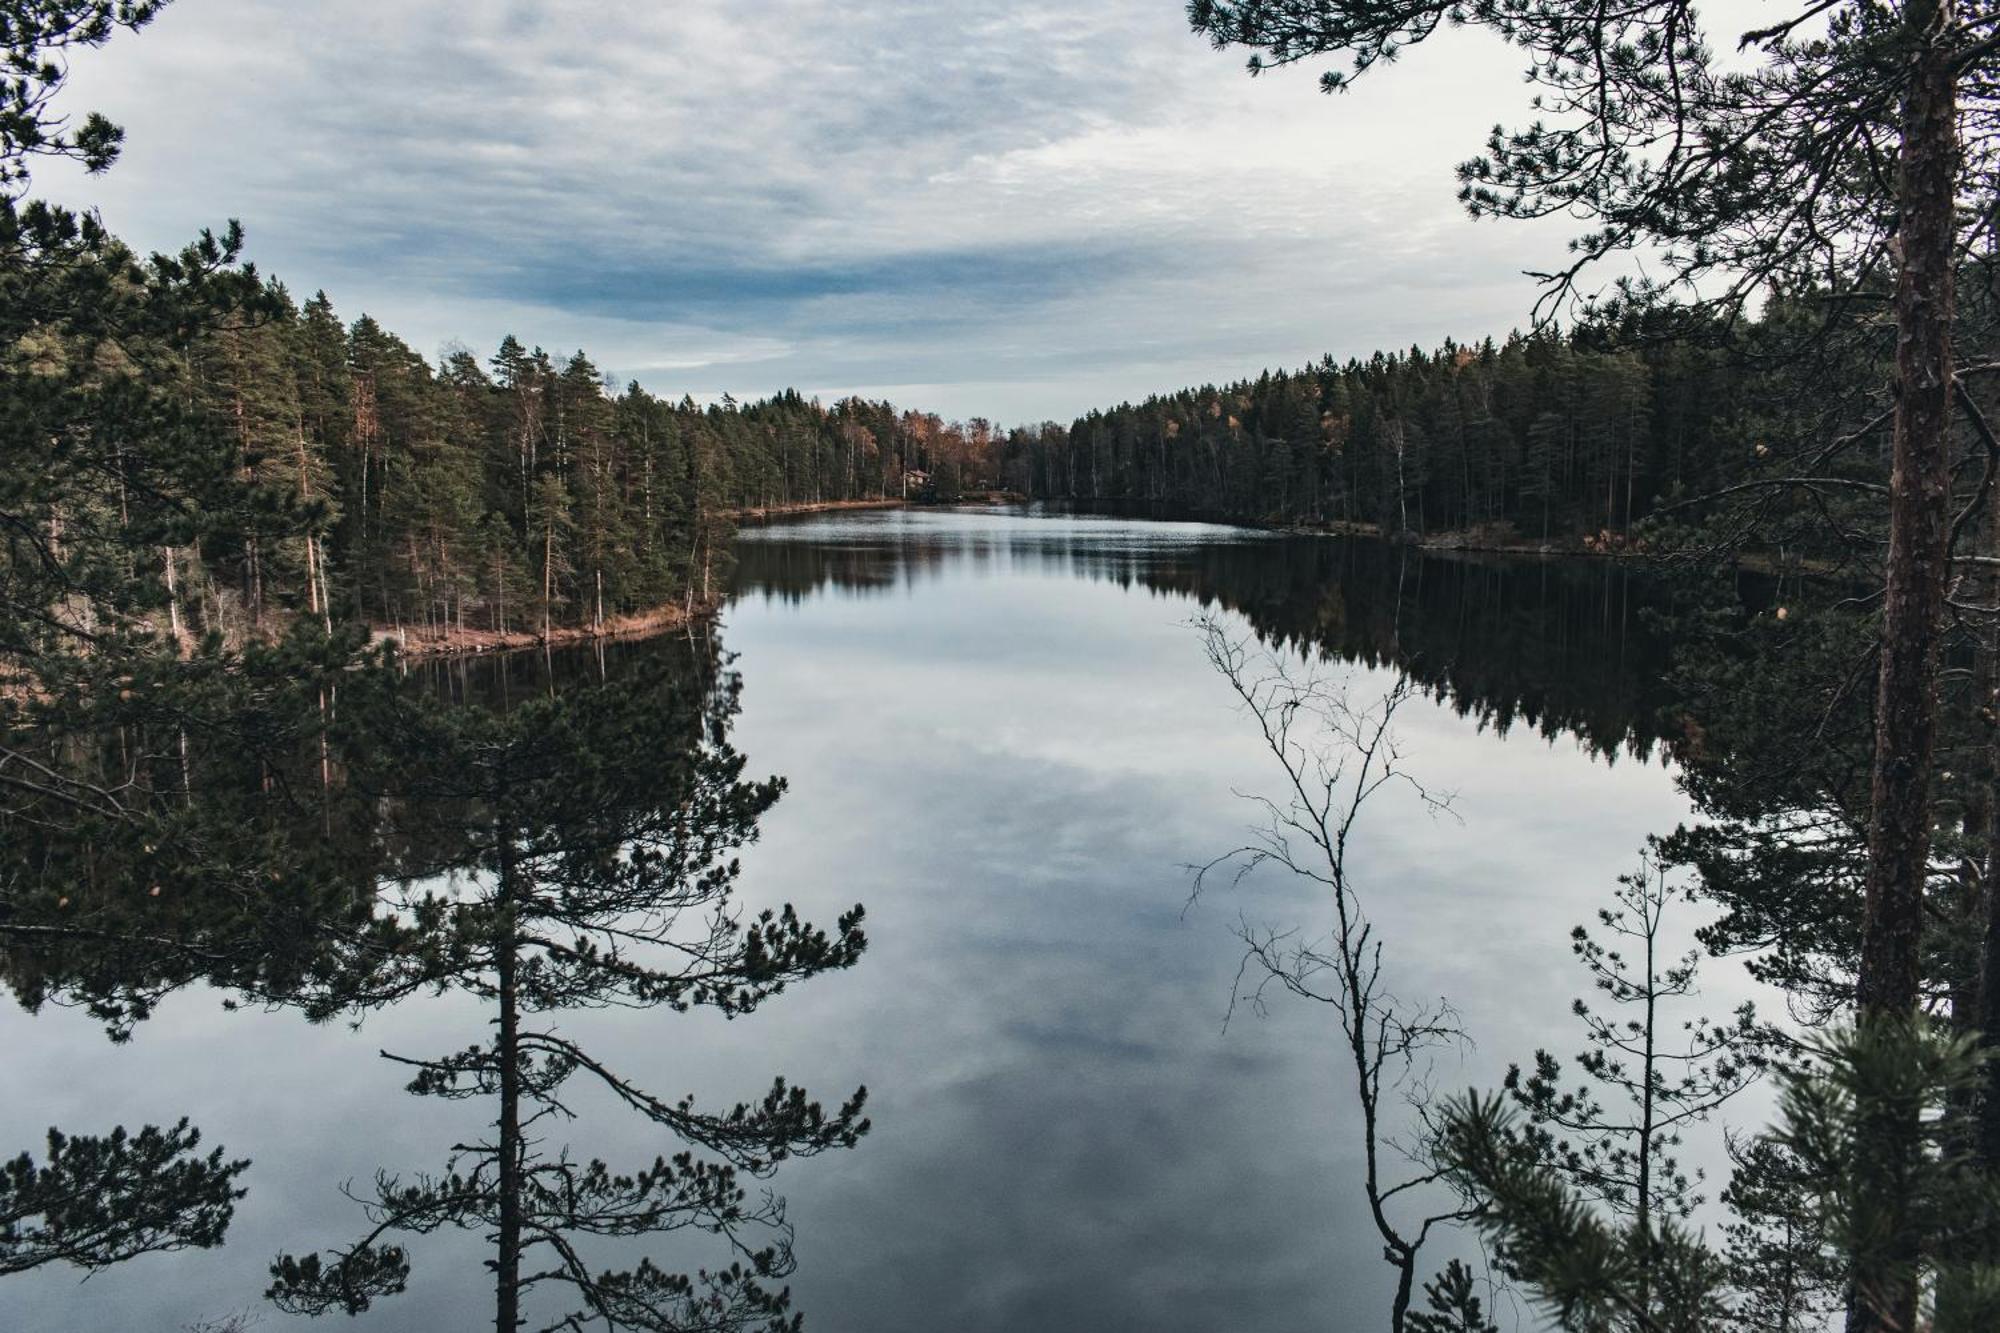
[43,0,1587,423]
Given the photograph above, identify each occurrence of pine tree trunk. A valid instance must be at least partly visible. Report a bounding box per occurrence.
[1980,502,2000,1167]
[317,686,332,797]
[1851,1,1959,1326]
[1636,898,1658,1317]
[306,535,325,630]
[294,425,329,631]
[1862,0,1961,1023]
[495,834,524,1333]
[248,536,263,628]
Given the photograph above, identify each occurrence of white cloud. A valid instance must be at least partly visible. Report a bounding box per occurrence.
[47,0,1585,419]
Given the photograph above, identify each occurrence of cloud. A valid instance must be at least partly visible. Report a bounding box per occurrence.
[42,0,1566,418]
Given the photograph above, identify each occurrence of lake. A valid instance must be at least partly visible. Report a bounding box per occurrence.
[2,507,1736,1333]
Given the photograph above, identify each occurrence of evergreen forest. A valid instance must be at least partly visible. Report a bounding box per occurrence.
[101,276,1924,658]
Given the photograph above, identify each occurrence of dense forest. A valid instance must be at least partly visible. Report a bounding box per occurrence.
[189,288,1816,655]
[1008,317,1794,551]
[165,289,1025,648]
[1010,328,1742,541]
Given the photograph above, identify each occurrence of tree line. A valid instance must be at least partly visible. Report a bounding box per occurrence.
[1008,324,1778,545]
[219,288,1817,653]
[166,294,1028,649]
[181,276,1853,656]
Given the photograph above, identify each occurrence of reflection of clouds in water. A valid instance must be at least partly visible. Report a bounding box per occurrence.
[0,981,503,1328]
[2,510,1726,1332]
[714,517,1707,1331]
[734,505,1274,602]
[736,505,1676,765]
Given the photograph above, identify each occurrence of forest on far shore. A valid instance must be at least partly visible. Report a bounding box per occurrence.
[166,278,1864,652]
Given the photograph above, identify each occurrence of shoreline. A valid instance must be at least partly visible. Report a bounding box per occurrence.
[1276,520,1832,575]
[731,497,911,522]
[366,505,1725,664]
[366,500,920,663]
[1032,501,1644,560]
[373,601,716,661]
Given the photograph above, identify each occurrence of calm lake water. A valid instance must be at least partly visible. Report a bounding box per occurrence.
[2,507,1744,1332]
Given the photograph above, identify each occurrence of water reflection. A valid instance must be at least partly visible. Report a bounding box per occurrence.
[737,505,1669,760]
[2,508,1708,1333]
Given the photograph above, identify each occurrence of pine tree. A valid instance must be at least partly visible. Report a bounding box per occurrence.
[1721,1137,1841,1331]
[1406,1261,1500,1333]
[268,653,867,1332]
[1185,4,2000,1318]
[528,471,573,638]
[0,1120,247,1276]
[1501,857,1761,1242]
[0,0,341,1281]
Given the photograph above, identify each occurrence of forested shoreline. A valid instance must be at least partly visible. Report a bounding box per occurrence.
[195,280,1842,658]
[167,289,1023,651]
[1010,328,1740,544]
[996,316,1868,554]
[162,273,1746,657]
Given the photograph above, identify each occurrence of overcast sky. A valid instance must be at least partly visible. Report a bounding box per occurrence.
[45,0,1588,422]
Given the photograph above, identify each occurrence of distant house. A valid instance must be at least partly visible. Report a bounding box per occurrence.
[903,468,931,496]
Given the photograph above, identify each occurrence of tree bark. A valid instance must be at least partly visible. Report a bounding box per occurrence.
[1984,507,2000,1169]
[1851,0,1959,1326]
[162,546,182,648]
[1862,0,1960,1023]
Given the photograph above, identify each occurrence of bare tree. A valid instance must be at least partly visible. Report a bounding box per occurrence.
[1190,613,1475,1333]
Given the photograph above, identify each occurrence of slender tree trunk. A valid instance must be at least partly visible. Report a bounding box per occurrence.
[306,535,325,629]
[1636,893,1658,1317]
[408,535,424,640]
[1390,1256,1415,1333]
[1980,502,2000,1166]
[162,546,182,649]
[1851,2,1959,1326]
[229,358,262,629]
[495,834,524,1333]
[248,536,263,628]
[293,424,329,632]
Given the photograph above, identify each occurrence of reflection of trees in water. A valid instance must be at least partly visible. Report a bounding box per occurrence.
[3,628,866,1330]
[1156,541,1670,764]
[0,643,414,1295]
[0,643,424,1034]
[733,530,1671,761]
